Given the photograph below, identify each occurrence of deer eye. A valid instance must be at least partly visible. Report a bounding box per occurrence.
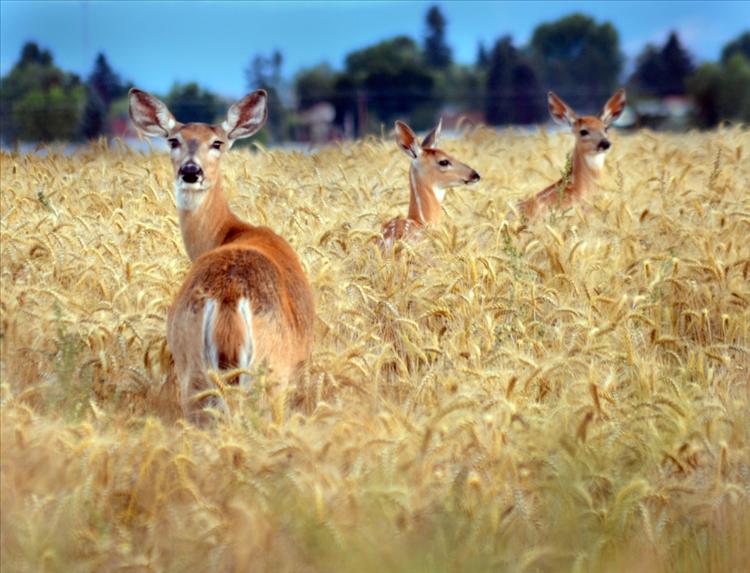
[168,138,180,149]
[579,129,589,136]
[211,140,223,150]
[438,159,451,167]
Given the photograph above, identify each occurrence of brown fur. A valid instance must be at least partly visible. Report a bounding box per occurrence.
[380,121,480,249]
[129,88,314,423]
[518,89,626,221]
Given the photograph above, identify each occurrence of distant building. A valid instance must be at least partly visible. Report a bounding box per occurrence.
[632,96,694,130]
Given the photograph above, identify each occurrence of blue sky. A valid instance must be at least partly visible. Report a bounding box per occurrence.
[2,1,749,98]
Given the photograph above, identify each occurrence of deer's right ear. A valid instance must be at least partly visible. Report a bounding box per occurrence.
[128,88,176,137]
[548,91,577,128]
[395,121,421,159]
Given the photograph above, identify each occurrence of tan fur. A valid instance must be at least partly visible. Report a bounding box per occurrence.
[380,120,480,248]
[518,89,626,221]
[129,88,314,423]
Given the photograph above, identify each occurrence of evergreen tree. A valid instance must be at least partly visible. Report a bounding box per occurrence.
[484,37,542,125]
[81,86,107,139]
[246,50,287,141]
[424,5,451,69]
[721,31,750,64]
[660,32,694,95]
[88,53,124,107]
[476,42,490,68]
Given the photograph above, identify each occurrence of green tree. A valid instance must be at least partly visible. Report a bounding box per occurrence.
[529,13,623,111]
[630,44,665,96]
[721,31,750,64]
[687,54,750,127]
[166,82,223,124]
[424,5,451,69]
[660,32,694,95]
[294,64,337,110]
[485,37,543,125]
[81,86,107,140]
[246,51,286,141]
[342,36,436,130]
[0,42,84,142]
[88,53,125,107]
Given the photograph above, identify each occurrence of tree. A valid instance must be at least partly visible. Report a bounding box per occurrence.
[294,64,337,110]
[660,32,694,95]
[81,86,107,139]
[529,13,623,111]
[630,44,665,96]
[721,31,750,64]
[341,36,436,130]
[166,82,222,124]
[485,37,543,125]
[0,42,84,142]
[687,54,750,127]
[476,42,490,68]
[424,5,451,69]
[630,32,693,97]
[246,51,286,141]
[88,53,125,107]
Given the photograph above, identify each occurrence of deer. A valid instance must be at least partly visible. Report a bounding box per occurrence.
[128,88,314,424]
[379,119,481,249]
[516,88,626,221]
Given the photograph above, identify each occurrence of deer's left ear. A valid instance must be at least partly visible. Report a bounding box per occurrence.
[601,88,626,126]
[223,90,268,141]
[421,118,442,149]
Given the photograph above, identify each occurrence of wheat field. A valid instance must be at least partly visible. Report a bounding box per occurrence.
[1,126,749,572]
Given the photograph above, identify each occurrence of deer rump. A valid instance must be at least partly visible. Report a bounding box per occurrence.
[168,245,311,387]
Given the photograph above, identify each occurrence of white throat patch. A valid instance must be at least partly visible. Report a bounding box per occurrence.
[432,186,447,202]
[585,152,606,171]
[175,181,208,211]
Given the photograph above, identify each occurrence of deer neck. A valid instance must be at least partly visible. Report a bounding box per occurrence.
[406,164,442,226]
[176,181,246,261]
[570,144,605,196]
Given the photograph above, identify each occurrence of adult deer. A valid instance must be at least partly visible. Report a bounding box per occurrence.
[517,89,626,221]
[129,88,314,424]
[380,119,480,249]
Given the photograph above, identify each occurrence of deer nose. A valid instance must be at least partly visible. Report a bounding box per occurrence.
[598,140,611,151]
[179,162,203,183]
[466,170,481,184]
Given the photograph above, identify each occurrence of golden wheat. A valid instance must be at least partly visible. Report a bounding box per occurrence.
[1,128,749,572]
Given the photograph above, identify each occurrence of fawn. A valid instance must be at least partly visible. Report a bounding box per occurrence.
[129,88,314,424]
[380,119,480,249]
[517,89,626,221]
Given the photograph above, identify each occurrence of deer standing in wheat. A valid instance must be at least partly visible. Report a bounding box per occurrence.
[129,88,314,424]
[517,89,626,221]
[380,119,480,249]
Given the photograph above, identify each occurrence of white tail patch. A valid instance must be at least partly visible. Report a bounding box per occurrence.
[202,298,218,369]
[237,298,254,388]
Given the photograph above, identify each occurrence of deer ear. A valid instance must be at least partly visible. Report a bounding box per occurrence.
[548,91,577,128]
[601,88,626,126]
[223,90,268,141]
[421,117,442,149]
[129,88,177,137]
[395,121,421,159]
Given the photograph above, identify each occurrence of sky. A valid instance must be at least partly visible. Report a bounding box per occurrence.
[1,0,749,99]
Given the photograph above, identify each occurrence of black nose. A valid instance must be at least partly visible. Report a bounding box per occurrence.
[179,162,203,183]
[598,140,611,151]
[467,170,481,184]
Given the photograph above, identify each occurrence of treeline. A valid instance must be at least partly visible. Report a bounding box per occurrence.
[1,6,748,143]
